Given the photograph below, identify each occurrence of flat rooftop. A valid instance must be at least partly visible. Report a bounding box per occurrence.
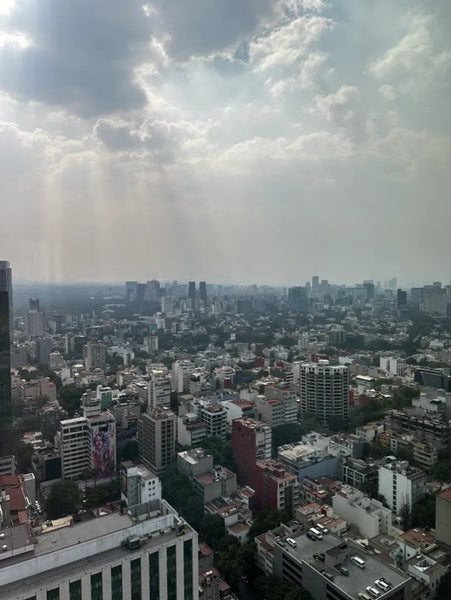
[281,532,409,599]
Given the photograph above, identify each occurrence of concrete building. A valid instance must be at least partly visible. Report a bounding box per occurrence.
[264,528,412,600]
[379,356,405,377]
[56,398,116,481]
[378,460,427,514]
[232,418,272,488]
[299,360,350,424]
[192,466,237,504]
[84,341,106,372]
[25,308,44,338]
[148,369,171,411]
[254,459,299,517]
[332,486,393,539]
[435,489,451,547]
[0,499,198,600]
[138,407,176,474]
[177,448,213,478]
[200,404,227,441]
[264,383,298,424]
[177,413,207,447]
[172,360,195,394]
[120,461,162,507]
[222,399,256,430]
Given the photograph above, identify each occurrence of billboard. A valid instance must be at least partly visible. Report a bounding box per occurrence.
[91,420,116,478]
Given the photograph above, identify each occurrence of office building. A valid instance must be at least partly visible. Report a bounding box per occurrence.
[232,418,272,488]
[287,286,309,312]
[84,340,107,372]
[161,295,174,314]
[138,407,176,474]
[0,499,198,600]
[0,261,13,341]
[125,280,138,302]
[378,460,427,514]
[56,397,116,480]
[188,281,196,302]
[0,291,12,425]
[199,281,208,304]
[25,300,44,338]
[36,337,52,366]
[147,279,161,302]
[299,360,350,424]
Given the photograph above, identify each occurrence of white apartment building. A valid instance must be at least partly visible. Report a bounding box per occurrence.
[379,356,405,377]
[378,460,427,514]
[332,486,393,539]
[84,341,106,372]
[148,369,171,411]
[0,500,198,600]
[120,461,162,506]
[57,398,116,480]
[177,413,207,447]
[172,360,195,393]
[299,360,350,424]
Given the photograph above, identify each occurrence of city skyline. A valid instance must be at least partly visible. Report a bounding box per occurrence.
[0,1,450,285]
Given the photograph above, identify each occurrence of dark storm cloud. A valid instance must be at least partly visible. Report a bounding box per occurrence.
[147,0,275,61]
[0,0,152,117]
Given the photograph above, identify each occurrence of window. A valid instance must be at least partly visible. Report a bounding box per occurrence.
[131,558,142,600]
[69,580,82,600]
[91,572,103,600]
[184,539,193,600]
[111,565,122,600]
[149,551,159,599]
[167,545,177,600]
[47,589,60,600]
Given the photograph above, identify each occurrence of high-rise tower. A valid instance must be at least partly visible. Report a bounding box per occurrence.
[299,360,350,424]
[0,261,13,341]
[0,262,12,456]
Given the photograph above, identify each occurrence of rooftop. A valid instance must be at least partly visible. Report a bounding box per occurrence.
[281,532,409,599]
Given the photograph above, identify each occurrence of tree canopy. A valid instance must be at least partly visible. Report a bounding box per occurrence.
[46,480,82,519]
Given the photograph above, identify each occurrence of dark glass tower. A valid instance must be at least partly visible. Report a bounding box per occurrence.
[188,281,196,302]
[199,281,207,303]
[0,292,12,454]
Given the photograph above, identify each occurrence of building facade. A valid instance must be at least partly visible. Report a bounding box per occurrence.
[138,407,176,473]
[299,360,350,424]
[232,418,272,488]
[0,500,198,600]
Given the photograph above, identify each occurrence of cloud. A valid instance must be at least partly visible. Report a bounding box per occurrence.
[0,0,152,116]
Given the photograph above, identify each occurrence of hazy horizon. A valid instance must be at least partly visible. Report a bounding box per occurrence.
[1,1,450,285]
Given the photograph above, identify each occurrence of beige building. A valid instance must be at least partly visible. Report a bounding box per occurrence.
[138,407,176,473]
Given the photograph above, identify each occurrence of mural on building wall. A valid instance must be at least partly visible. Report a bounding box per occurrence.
[92,422,115,478]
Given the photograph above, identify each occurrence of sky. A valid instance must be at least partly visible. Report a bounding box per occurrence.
[0,0,450,288]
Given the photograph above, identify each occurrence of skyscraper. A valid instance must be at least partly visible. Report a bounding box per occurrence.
[0,292,11,424]
[299,360,350,424]
[199,281,207,304]
[0,261,13,341]
[188,281,196,303]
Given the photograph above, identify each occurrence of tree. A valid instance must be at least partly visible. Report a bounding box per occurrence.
[436,570,451,599]
[248,508,289,540]
[14,442,33,473]
[198,514,225,550]
[411,494,436,529]
[85,480,120,508]
[59,385,85,416]
[215,536,242,590]
[160,464,204,527]
[46,480,82,519]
